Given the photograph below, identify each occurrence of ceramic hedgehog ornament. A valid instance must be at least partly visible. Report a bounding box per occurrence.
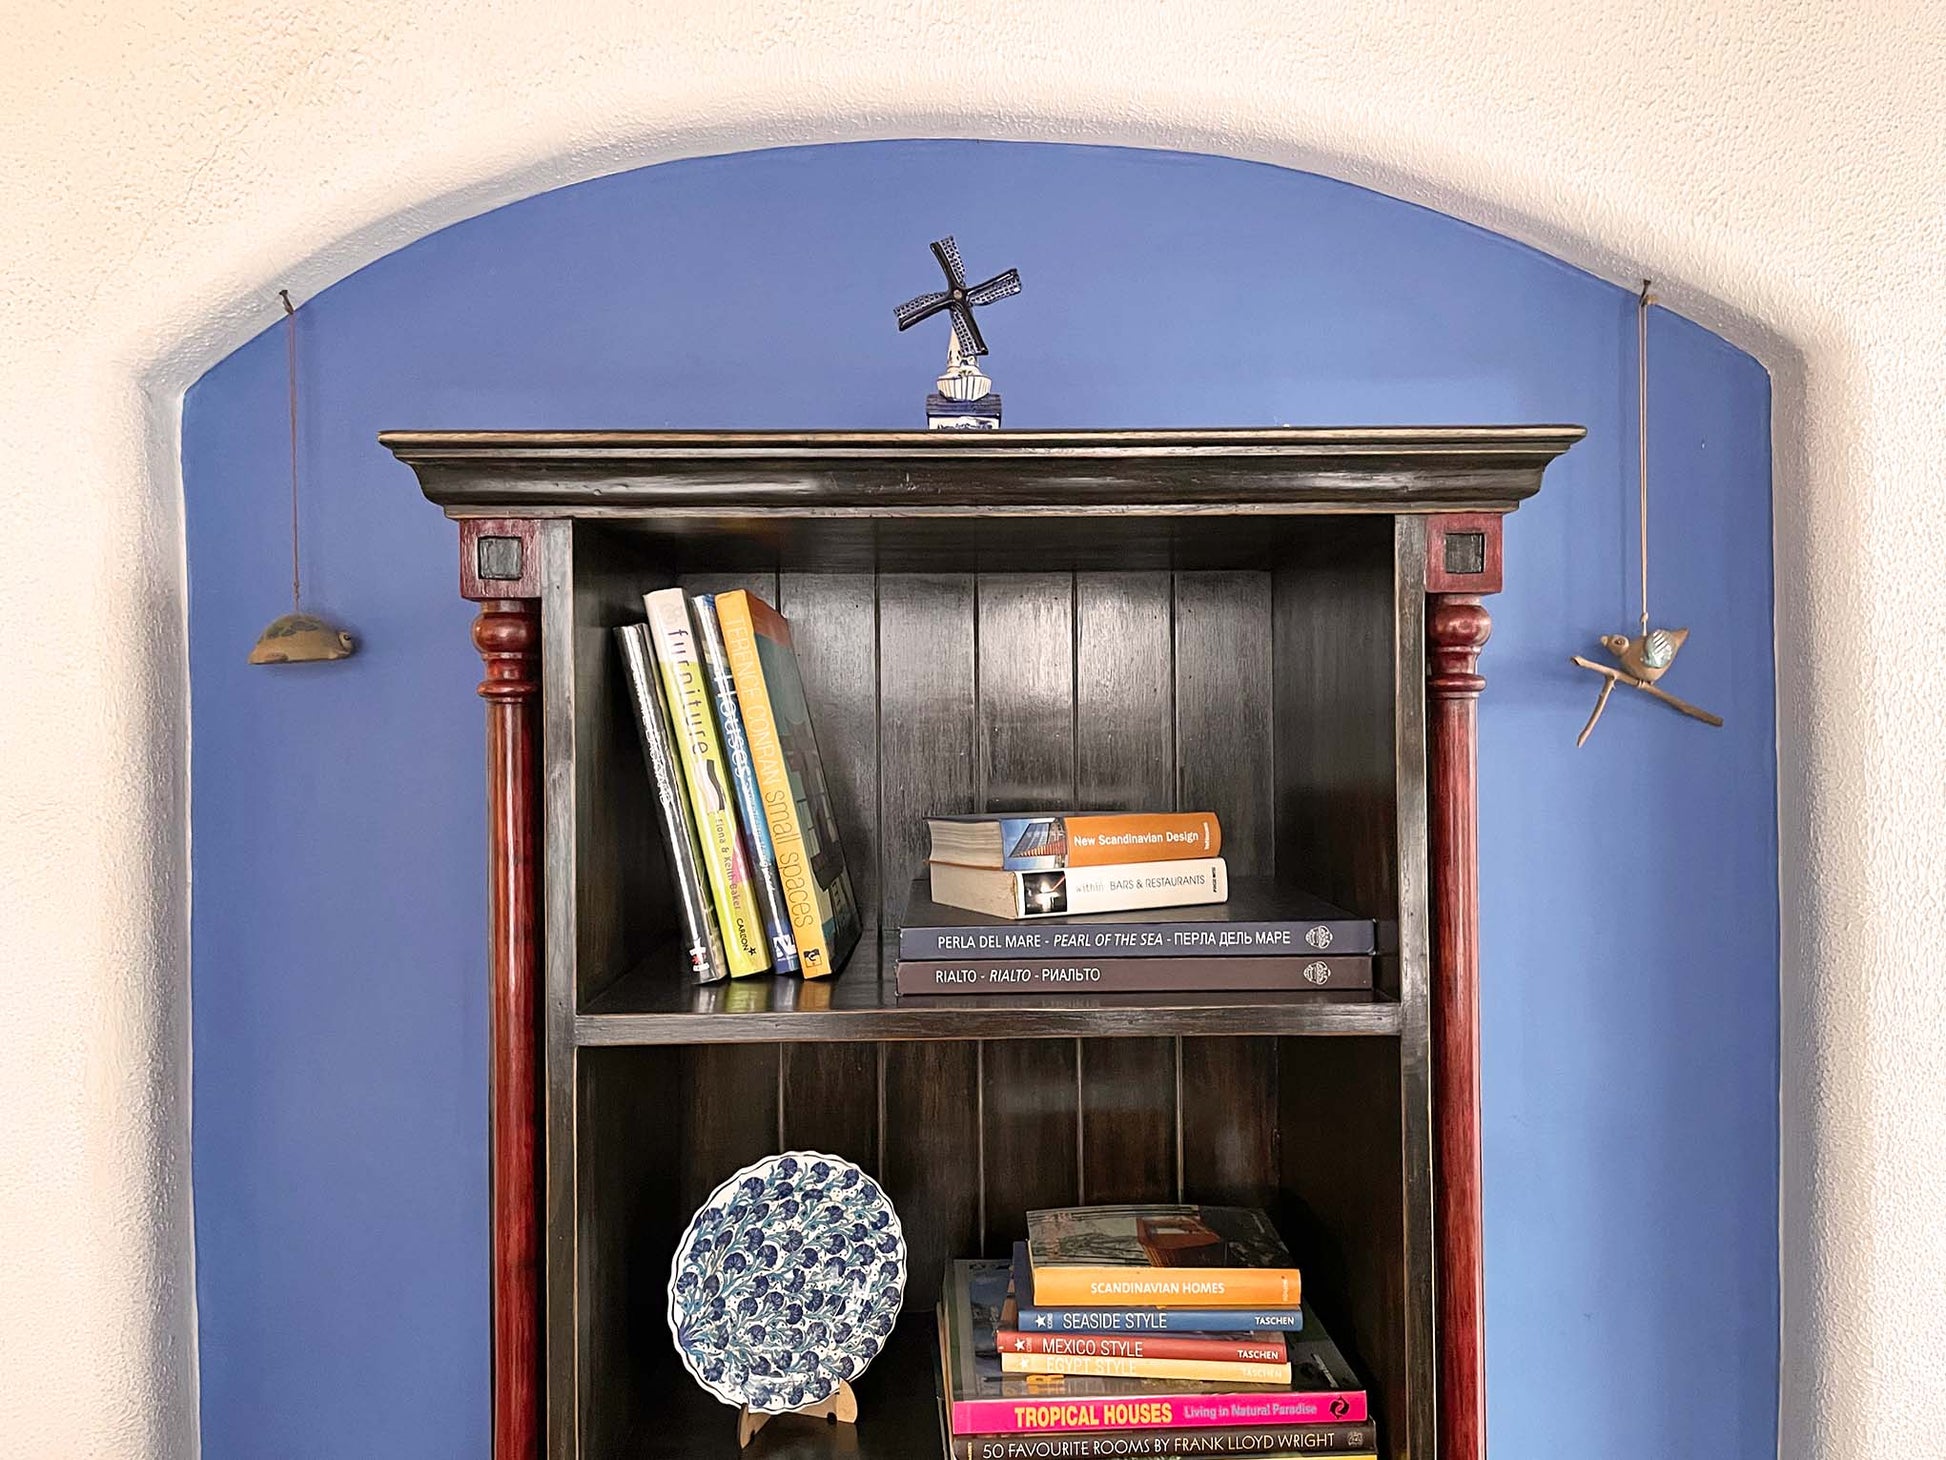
[1572,283,1720,746]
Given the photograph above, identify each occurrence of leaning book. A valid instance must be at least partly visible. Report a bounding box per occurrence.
[691,594,801,974]
[712,589,862,977]
[614,624,728,984]
[1024,1206,1300,1308]
[642,589,770,977]
[938,1260,1367,1436]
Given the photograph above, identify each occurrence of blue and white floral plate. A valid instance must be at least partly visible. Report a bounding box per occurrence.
[666,1152,907,1413]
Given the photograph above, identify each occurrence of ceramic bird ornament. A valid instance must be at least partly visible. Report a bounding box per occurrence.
[1599,627,1687,683]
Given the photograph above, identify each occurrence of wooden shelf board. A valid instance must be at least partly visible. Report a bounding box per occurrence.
[576,940,1403,1045]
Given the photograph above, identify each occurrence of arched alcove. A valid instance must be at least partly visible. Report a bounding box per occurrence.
[182,140,1777,1460]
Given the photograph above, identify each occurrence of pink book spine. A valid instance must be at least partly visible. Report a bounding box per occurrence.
[950,1389,1367,1435]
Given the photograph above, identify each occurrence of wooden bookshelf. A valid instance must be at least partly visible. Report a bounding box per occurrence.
[384,427,1581,1460]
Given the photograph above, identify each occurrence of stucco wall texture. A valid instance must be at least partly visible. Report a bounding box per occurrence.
[0,3,1939,1456]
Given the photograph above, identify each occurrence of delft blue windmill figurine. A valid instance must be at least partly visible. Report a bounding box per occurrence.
[1573,282,1723,745]
[895,237,1021,429]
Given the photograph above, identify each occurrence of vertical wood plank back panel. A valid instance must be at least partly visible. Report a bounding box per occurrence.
[876,574,977,936]
[977,573,1076,809]
[1278,1037,1407,1460]
[1179,1036,1280,1208]
[881,1041,982,1311]
[1073,571,1182,1210]
[779,572,882,925]
[1075,573,1174,813]
[1079,1038,1178,1204]
[577,1047,681,1460]
[778,572,885,1175]
[1170,571,1275,1218]
[1174,572,1274,873]
[981,1040,1080,1257]
[572,527,676,1005]
[780,1043,880,1176]
[677,1044,783,1218]
[1270,519,1399,928]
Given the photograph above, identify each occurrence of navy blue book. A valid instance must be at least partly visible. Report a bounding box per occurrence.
[691,594,801,974]
[1008,1243,1303,1334]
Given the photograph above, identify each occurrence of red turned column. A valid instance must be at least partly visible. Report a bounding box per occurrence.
[462,522,544,1460]
[1424,513,1502,1460]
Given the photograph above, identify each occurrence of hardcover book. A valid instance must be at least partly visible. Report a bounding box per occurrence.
[613,624,728,984]
[642,589,769,976]
[939,1260,1366,1436]
[929,858,1228,921]
[947,1426,1376,1459]
[1008,1244,1304,1334]
[712,590,862,977]
[1024,1206,1299,1308]
[928,812,1222,871]
[935,1346,1378,1459]
[691,595,801,974]
[899,879,1375,961]
[1000,1352,1292,1385]
[995,1327,1288,1365]
[896,955,1372,996]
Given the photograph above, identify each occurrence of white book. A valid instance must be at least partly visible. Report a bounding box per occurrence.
[927,857,1229,920]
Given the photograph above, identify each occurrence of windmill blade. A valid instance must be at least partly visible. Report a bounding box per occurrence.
[965,269,1021,307]
[950,303,988,358]
[895,291,952,330]
[931,237,967,289]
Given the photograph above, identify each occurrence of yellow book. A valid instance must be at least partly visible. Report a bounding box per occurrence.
[1000,1352,1294,1384]
[642,589,768,976]
[712,590,861,978]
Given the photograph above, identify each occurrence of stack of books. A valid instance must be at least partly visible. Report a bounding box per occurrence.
[614,589,861,984]
[898,812,1376,995]
[935,1204,1376,1459]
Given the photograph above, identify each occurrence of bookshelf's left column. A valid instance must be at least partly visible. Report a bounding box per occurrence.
[461,519,545,1460]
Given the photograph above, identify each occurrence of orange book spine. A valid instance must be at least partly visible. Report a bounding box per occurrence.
[1028,1267,1300,1308]
[1061,812,1221,867]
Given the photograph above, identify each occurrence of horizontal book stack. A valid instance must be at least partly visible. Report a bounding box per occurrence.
[899,811,1375,994]
[614,589,862,984]
[935,1206,1375,1459]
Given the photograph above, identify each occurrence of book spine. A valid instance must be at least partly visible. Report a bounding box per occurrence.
[950,1391,1367,1435]
[996,1331,1288,1363]
[642,590,769,977]
[613,625,729,984]
[950,1424,1377,1458]
[1007,812,1224,870]
[1012,1305,1305,1334]
[1028,1266,1301,1308]
[900,919,1373,961]
[713,591,834,976]
[1020,859,1228,918]
[897,956,1370,995]
[1000,1353,1293,1385]
[691,595,802,975]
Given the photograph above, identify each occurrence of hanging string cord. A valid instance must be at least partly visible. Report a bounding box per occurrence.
[1637,280,1652,636]
[281,289,302,613]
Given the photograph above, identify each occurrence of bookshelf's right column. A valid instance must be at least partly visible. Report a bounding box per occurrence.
[1423,511,1503,1460]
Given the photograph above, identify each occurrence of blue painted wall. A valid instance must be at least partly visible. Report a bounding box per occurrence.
[184,141,1777,1459]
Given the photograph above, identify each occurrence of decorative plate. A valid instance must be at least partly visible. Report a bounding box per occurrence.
[667,1152,907,1413]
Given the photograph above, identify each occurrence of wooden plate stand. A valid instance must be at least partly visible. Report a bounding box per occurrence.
[737,1380,858,1447]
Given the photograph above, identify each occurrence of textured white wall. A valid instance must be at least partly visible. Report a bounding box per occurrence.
[1,2,1939,1455]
